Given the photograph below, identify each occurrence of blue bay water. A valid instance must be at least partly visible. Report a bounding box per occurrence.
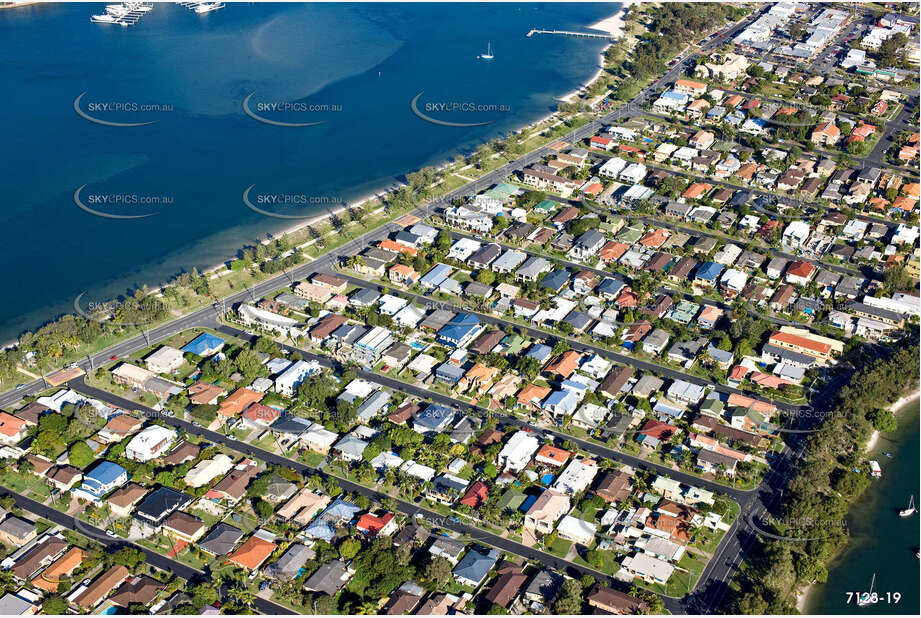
[808,400,920,615]
[0,1,617,341]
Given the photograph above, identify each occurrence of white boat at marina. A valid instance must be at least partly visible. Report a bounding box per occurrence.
[91,13,120,23]
[856,572,875,606]
[193,2,224,13]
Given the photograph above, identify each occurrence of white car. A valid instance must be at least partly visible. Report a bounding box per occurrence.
[105,530,117,538]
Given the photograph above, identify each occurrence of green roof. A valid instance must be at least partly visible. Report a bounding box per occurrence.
[534,199,557,212]
[700,399,724,414]
[484,182,519,201]
[670,301,700,325]
[616,226,644,243]
[496,489,526,511]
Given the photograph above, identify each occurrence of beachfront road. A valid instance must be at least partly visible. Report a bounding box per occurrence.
[0,7,779,613]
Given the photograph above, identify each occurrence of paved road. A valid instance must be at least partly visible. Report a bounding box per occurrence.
[335,270,805,414]
[67,378,637,600]
[0,486,296,615]
[218,323,753,503]
[0,8,805,613]
[443,225,831,336]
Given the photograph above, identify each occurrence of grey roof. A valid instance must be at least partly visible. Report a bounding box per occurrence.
[563,310,593,331]
[468,243,502,266]
[761,343,816,367]
[0,516,35,540]
[575,229,606,249]
[265,543,316,579]
[198,523,244,555]
[632,375,664,398]
[524,569,564,601]
[304,559,349,595]
[449,415,481,443]
[134,486,192,525]
[384,342,413,362]
[453,547,499,585]
[465,282,493,298]
[430,536,467,559]
[270,414,313,435]
[349,288,381,307]
[541,269,570,292]
[356,390,391,421]
[0,593,34,615]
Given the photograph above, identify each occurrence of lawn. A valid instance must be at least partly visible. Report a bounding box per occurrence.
[548,537,572,558]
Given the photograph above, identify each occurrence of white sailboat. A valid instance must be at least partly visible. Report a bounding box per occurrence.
[478,42,494,60]
[899,495,915,517]
[856,572,875,607]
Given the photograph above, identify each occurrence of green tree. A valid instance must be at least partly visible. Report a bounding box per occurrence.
[424,555,453,586]
[67,441,95,469]
[338,537,362,560]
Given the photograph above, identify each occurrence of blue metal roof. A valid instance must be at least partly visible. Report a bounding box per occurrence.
[540,270,570,292]
[437,313,480,347]
[181,333,225,356]
[695,261,724,282]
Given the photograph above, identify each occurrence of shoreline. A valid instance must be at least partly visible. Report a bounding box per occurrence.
[796,387,921,612]
[865,389,921,452]
[1,9,621,350]
[558,4,631,103]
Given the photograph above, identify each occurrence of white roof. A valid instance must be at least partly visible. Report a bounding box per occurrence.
[652,476,681,494]
[239,303,299,328]
[394,304,426,328]
[125,425,176,460]
[400,460,435,481]
[552,459,600,495]
[623,553,675,581]
[184,454,235,488]
[145,346,184,368]
[556,515,597,542]
[407,353,438,374]
[378,294,408,316]
[572,403,608,428]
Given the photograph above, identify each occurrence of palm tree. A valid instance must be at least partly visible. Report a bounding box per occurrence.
[228,583,256,611]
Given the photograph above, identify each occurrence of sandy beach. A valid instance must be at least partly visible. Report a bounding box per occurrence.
[557,3,633,103]
[795,583,813,612]
[865,389,920,452]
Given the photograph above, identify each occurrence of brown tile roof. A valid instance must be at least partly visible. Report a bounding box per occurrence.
[162,441,201,466]
[594,471,632,503]
[587,584,648,614]
[75,564,130,609]
[187,382,227,405]
[12,536,68,580]
[484,569,527,608]
[103,414,144,435]
[109,575,164,608]
[12,402,49,425]
[470,330,505,356]
[31,546,85,593]
[212,464,260,500]
[107,482,148,509]
[163,511,205,537]
[600,366,633,397]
